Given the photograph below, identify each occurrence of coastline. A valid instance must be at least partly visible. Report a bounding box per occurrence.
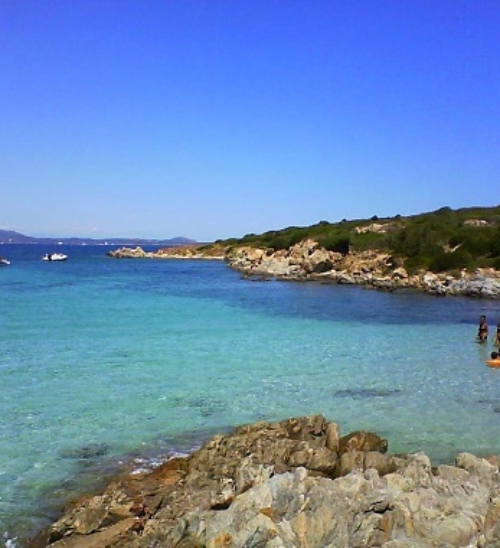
[108,241,500,299]
[11,247,500,546]
[26,415,500,548]
[6,250,497,548]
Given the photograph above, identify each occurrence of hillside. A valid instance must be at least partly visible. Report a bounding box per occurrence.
[211,205,500,274]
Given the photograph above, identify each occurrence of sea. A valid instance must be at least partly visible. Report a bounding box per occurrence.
[1,244,500,546]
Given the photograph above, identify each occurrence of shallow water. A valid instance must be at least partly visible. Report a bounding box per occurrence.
[1,244,499,544]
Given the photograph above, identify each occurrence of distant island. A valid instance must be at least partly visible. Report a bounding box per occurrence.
[0,229,198,247]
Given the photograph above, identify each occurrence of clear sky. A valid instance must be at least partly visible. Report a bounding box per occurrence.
[1,1,499,241]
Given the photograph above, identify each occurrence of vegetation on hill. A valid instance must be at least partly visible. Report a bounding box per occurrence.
[210,205,500,273]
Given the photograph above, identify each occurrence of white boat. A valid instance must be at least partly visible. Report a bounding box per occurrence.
[0,257,10,266]
[42,253,68,262]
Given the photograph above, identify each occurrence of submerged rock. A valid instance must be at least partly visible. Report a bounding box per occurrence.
[26,414,500,547]
[59,443,110,460]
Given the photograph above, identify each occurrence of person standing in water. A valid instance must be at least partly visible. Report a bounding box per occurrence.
[495,318,500,346]
[477,315,488,343]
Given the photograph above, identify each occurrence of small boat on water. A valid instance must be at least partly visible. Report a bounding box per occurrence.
[0,256,10,266]
[42,253,68,262]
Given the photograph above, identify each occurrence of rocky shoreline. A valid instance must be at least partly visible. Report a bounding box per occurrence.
[108,241,500,298]
[26,414,500,547]
[107,245,226,261]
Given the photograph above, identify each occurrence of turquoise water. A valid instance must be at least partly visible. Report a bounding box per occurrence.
[1,245,500,544]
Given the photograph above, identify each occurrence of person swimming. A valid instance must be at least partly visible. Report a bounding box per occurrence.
[486,350,500,368]
[495,319,500,346]
[477,315,488,343]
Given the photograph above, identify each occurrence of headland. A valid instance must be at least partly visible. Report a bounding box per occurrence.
[108,239,500,298]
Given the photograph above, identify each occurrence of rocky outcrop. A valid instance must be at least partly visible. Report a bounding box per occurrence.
[353,222,399,234]
[464,219,491,227]
[107,245,225,260]
[27,415,500,548]
[108,246,156,259]
[225,239,500,299]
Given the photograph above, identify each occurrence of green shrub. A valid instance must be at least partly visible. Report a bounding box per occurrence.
[388,225,444,258]
[351,232,391,251]
[319,235,350,255]
[449,227,495,256]
[404,256,428,273]
[462,235,492,255]
[428,249,472,272]
[490,227,500,257]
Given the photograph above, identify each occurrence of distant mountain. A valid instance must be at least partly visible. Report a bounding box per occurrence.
[0,230,37,244]
[0,229,198,247]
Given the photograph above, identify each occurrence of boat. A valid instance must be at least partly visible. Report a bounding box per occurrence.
[42,253,68,262]
[0,256,10,266]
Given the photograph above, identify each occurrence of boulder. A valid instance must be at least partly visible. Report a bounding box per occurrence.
[338,430,388,454]
[29,416,500,548]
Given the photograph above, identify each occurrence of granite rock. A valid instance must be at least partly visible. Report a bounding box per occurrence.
[27,415,500,548]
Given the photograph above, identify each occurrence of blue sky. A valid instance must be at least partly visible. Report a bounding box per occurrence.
[1,1,498,241]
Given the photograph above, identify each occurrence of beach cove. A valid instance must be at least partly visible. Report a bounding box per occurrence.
[2,244,500,546]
